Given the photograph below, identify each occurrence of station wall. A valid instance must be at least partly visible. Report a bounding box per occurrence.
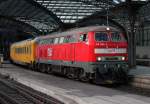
[136,25,150,66]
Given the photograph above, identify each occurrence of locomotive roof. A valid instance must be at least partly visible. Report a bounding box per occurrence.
[38,25,120,39]
[11,25,121,46]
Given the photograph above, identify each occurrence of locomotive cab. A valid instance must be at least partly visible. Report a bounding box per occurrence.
[89,27,129,84]
[93,29,128,62]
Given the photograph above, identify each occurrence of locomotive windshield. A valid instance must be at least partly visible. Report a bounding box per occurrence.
[95,32,108,41]
[111,32,126,42]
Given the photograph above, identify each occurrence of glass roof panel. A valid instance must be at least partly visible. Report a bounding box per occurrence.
[34,0,112,23]
[33,0,129,24]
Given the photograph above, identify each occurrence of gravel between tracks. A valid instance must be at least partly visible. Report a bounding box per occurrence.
[0,75,64,104]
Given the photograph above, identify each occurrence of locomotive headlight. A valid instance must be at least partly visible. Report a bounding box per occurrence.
[97,57,102,61]
[121,56,125,61]
[106,27,110,31]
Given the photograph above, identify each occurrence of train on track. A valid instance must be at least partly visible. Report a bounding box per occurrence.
[10,26,129,84]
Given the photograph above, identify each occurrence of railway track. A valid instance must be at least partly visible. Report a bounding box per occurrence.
[0,75,64,104]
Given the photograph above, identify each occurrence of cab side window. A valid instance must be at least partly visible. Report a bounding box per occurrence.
[79,34,87,42]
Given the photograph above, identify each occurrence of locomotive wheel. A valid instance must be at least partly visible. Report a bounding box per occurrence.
[41,64,47,72]
[28,64,32,70]
[79,69,89,82]
[65,67,81,80]
[80,76,89,82]
[66,67,75,79]
[29,63,34,70]
[67,74,74,79]
[32,62,37,71]
[37,63,41,72]
[47,65,53,74]
[91,71,104,85]
[39,64,45,72]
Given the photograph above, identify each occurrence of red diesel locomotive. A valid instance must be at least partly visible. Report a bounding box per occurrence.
[35,26,128,84]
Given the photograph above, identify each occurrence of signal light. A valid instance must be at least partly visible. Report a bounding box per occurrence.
[106,27,110,31]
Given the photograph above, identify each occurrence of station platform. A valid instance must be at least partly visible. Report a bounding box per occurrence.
[129,66,150,89]
[0,62,150,104]
[129,66,150,75]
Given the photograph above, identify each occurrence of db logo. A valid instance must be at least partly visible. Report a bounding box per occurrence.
[47,48,52,56]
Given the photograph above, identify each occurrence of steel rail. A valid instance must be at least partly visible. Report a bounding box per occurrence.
[0,77,64,104]
[0,96,10,104]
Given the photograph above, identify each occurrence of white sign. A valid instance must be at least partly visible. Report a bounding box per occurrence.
[47,48,52,56]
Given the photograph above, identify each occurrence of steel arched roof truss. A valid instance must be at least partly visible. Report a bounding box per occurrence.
[0,16,40,34]
[0,0,63,33]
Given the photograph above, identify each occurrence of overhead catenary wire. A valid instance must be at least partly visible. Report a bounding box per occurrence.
[106,0,109,27]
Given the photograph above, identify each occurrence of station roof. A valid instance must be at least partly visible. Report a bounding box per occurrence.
[0,0,149,34]
[34,0,124,23]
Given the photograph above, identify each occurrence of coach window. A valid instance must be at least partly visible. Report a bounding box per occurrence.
[23,48,24,53]
[29,46,31,54]
[19,48,20,54]
[25,47,27,54]
[23,48,24,54]
[21,48,23,53]
[23,47,24,54]
[19,48,21,54]
[54,38,59,44]
[24,47,25,54]
[23,47,25,53]
[80,34,87,41]
[25,47,26,54]
[17,49,18,53]
[26,47,28,54]
[20,48,21,54]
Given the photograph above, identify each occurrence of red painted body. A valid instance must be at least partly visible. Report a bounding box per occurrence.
[36,26,128,63]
